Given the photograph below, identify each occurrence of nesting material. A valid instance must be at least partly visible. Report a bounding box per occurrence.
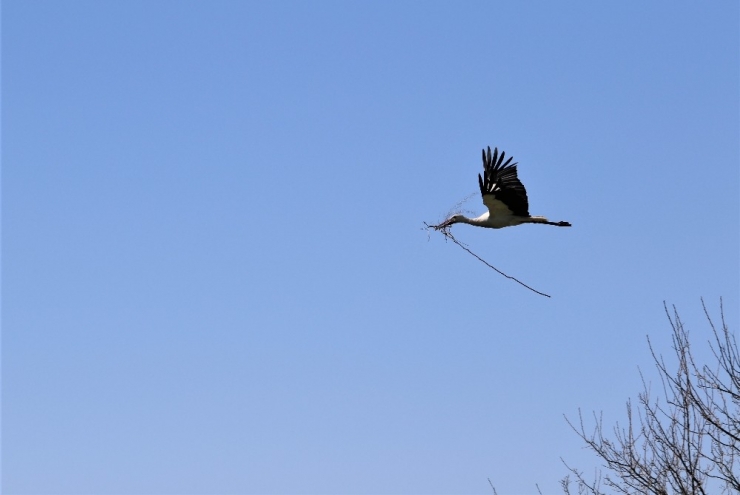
[423,221,551,298]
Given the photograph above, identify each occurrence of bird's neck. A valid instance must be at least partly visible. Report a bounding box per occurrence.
[462,214,489,226]
[441,213,487,229]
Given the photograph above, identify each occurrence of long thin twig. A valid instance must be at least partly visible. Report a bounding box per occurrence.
[424,222,551,298]
[488,478,498,495]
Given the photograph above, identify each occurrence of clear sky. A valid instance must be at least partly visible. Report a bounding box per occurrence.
[3,1,738,494]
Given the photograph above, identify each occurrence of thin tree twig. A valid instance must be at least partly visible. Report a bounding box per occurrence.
[423,221,551,298]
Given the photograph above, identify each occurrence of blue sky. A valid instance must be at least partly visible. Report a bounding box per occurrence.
[3,1,738,493]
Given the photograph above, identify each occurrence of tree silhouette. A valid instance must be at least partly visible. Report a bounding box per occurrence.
[561,300,739,494]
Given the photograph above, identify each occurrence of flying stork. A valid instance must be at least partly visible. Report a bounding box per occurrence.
[437,146,571,230]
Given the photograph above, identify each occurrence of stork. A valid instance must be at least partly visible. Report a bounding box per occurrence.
[438,146,571,230]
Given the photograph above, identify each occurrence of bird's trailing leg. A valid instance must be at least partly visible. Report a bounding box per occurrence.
[524,216,572,227]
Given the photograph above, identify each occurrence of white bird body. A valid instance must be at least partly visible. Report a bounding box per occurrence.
[438,146,571,230]
[454,212,554,229]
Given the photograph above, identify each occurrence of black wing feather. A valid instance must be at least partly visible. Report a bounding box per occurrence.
[478,146,530,217]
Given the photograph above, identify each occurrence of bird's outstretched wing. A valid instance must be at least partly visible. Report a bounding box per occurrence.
[478,146,530,217]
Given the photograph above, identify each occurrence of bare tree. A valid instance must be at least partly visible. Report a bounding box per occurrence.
[562,299,739,495]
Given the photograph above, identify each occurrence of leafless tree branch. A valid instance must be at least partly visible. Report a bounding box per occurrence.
[562,299,738,494]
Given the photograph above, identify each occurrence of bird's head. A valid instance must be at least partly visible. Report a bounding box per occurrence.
[435,214,464,230]
[446,214,467,225]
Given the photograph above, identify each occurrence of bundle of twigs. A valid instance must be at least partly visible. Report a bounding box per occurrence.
[423,220,551,298]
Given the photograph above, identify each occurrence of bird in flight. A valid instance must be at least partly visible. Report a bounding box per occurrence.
[436,146,571,230]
